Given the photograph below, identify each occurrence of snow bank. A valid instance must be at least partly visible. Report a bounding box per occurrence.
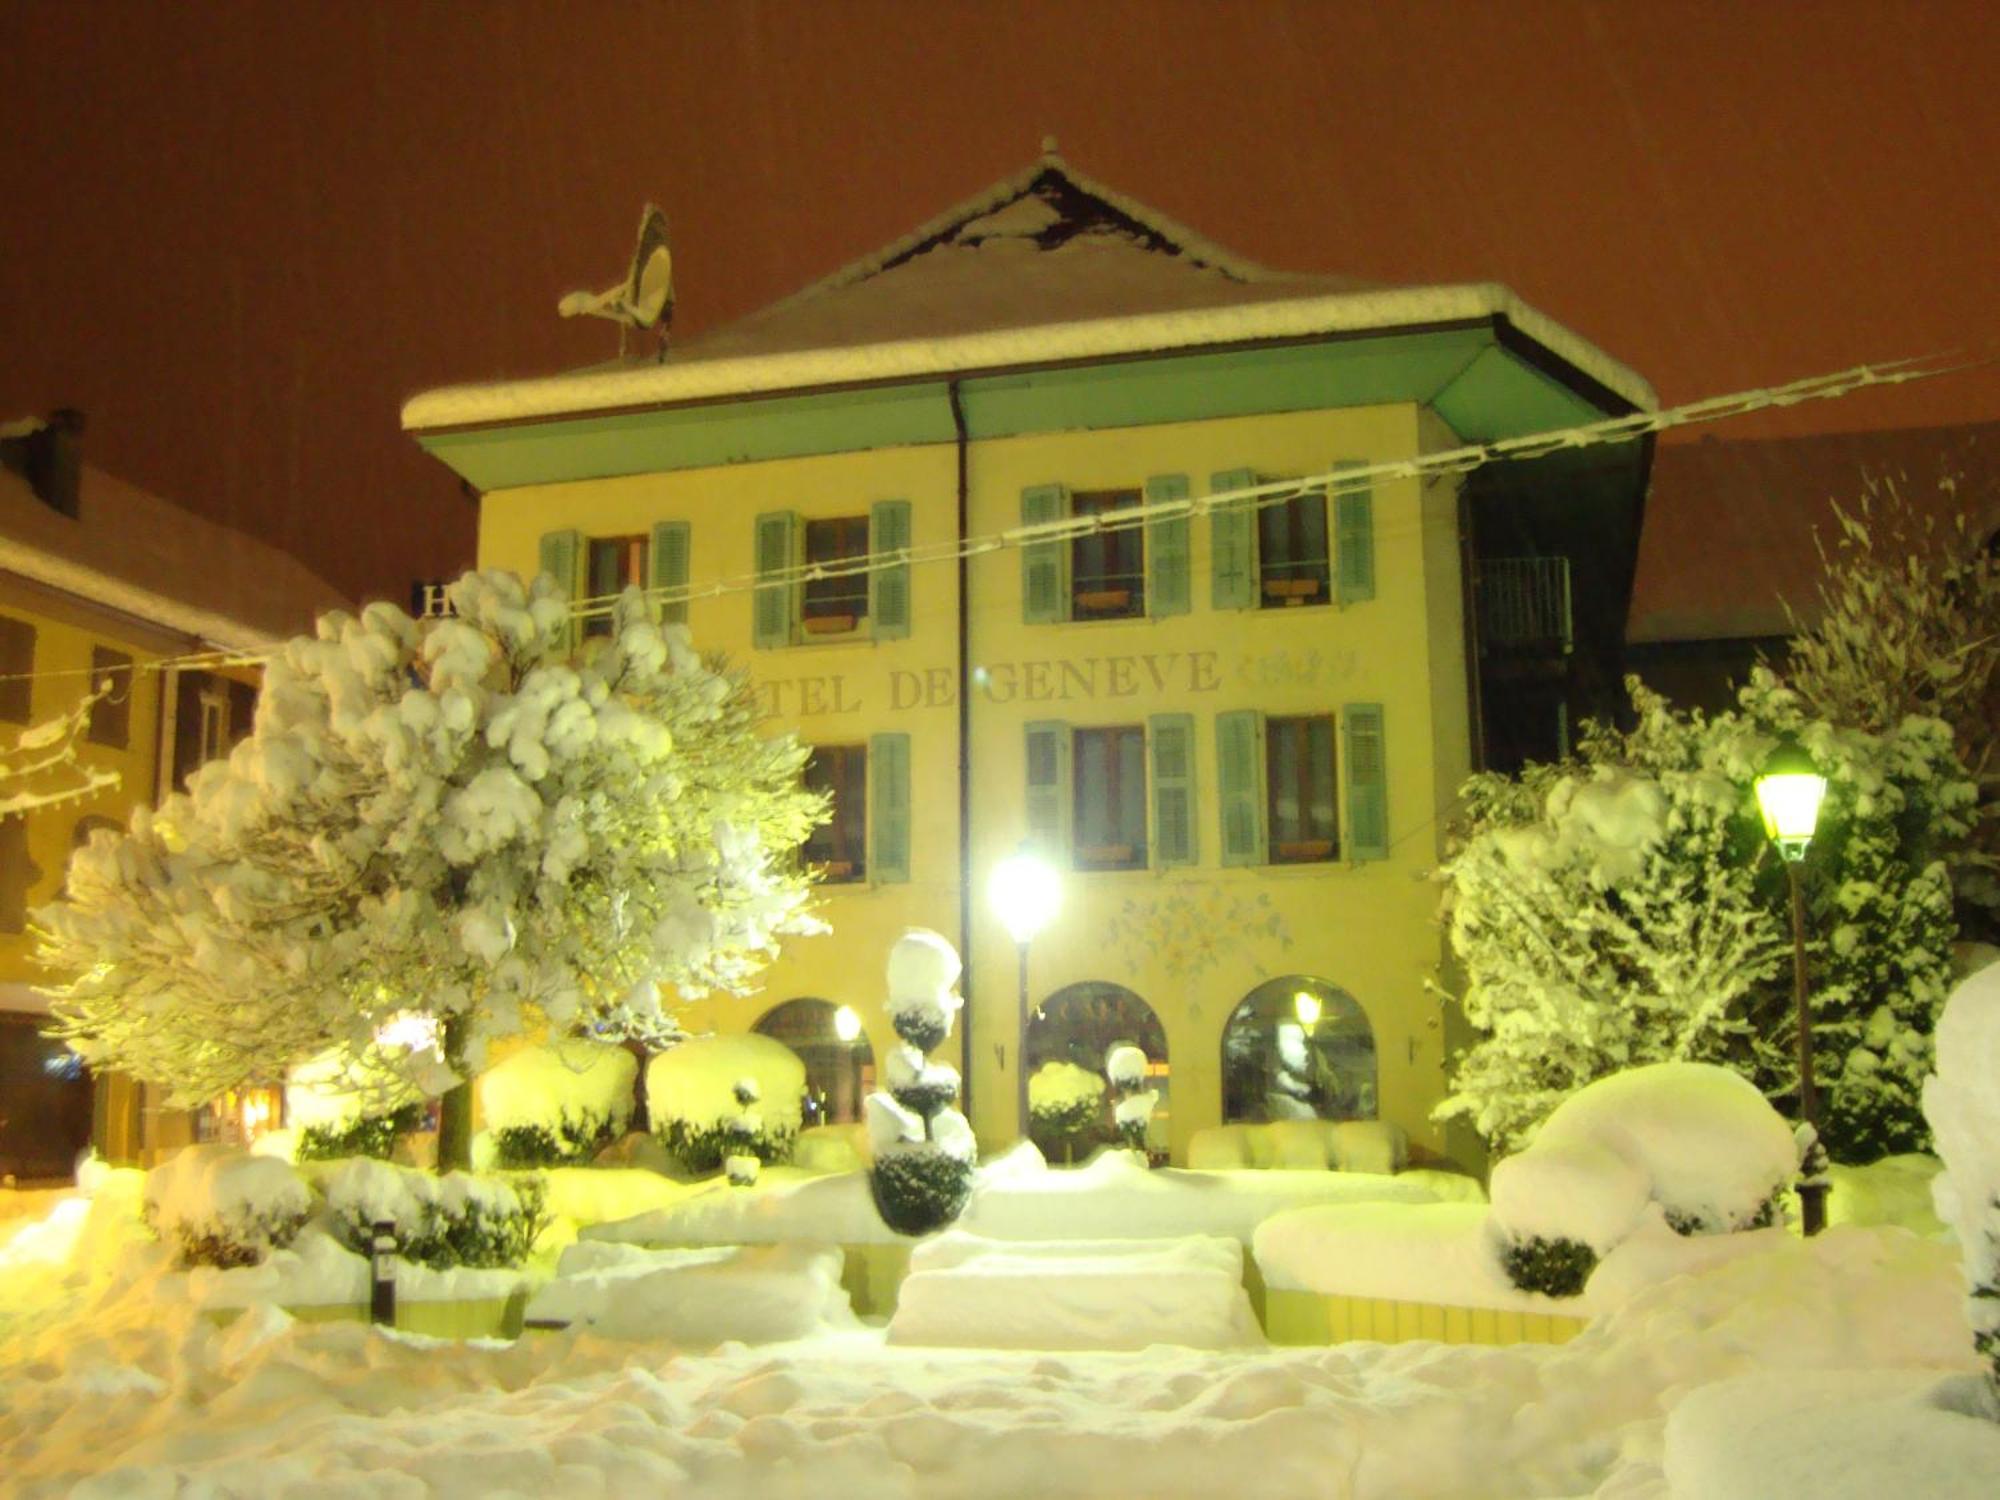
[1489,1139,1650,1253]
[1827,1153,1945,1234]
[888,1231,1263,1350]
[143,1146,311,1266]
[524,1239,854,1343]
[1664,1370,2000,1499]
[1186,1118,1409,1172]
[476,1037,636,1133]
[647,1033,805,1134]
[1922,960,2000,1397]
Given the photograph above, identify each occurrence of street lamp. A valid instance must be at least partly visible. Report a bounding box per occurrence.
[1755,735,1831,1236]
[990,847,1060,1138]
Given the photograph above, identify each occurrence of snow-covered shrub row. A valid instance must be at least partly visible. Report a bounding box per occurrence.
[868,929,976,1236]
[1922,960,2000,1406]
[1439,671,1974,1158]
[647,1034,802,1174]
[1488,1064,1798,1296]
[296,1103,426,1163]
[322,1159,547,1269]
[144,1146,312,1269]
[479,1037,637,1168]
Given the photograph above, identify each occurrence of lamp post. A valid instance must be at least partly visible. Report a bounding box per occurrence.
[1754,735,1831,1236]
[990,848,1060,1140]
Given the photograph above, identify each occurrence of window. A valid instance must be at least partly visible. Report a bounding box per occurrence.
[752,502,911,647]
[1265,715,1338,862]
[803,744,868,882]
[1020,477,1190,625]
[0,616,34,723]
[1072,725,1147,870]
[753,999,876,1127]
[583,534,648,639]
[1216,705,1388,866]
[801,516,870,634]
[86,647,131,748]
[1211,465,1373,610]
[1023,982,1170,1162]
[0,1011,95,1183]
[1221,977,1377,1124]
[0,818,41,933]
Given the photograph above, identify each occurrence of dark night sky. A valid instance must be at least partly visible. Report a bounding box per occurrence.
[3,1,1996,606]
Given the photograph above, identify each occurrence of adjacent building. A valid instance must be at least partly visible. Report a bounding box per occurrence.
[0,414,347,1177]
[405,153,1656,1169]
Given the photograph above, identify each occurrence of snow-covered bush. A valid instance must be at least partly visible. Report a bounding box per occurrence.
[1922,960,2000,1407]
[868,929,976,1236]
[323,1158,547,1269]
[1439,672,1974,1157]
[479,1037,637,1168]
[1028,1061,1105,1161]
[144,1146,311,1269]
[1489,1139,1649,1295]
[647,1033,803,1174]
[723,1078,763,1187]
[1105,1043,1158,1155]
[296,1103,426,1163]
[40,571,827,1171]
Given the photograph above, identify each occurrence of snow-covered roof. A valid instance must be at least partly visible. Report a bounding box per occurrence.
[0,459,350,650]
[404,153,1655,431]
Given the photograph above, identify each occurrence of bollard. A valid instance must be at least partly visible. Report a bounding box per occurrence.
[370,1219,397,1327]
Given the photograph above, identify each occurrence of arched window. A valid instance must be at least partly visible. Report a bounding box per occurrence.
[752,999,875,1127]
[1220,976,1376,1124]
[1023,981,1168,1162]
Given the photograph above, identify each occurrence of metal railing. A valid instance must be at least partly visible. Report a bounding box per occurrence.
[1477,556,1572,652]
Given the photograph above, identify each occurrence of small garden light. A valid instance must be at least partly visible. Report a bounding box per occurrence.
[1293,989,1323,1027]
[1755,734,1831,1236]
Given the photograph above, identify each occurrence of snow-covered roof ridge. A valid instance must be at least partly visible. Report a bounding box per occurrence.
[405,280,1657,431]
[760,149,1280,321]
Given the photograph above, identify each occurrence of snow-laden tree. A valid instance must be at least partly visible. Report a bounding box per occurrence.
[1781,478,1999,943]
[1438,673,1974,1158]
[39,571,826,1169]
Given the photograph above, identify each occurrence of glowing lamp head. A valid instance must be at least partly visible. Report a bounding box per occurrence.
[833,1004,862,1043]
[1755,737,1827,862]
[1293,989,1323,1027]
[990,849,1061,946]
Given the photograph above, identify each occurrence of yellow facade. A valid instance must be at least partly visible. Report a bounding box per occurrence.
[479,400,1475,1166]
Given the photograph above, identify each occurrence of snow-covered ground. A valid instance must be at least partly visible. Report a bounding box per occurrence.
[3,1177,1995,1498]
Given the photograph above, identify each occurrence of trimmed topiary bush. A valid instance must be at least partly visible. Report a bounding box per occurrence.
[296,1103,426,1163]
[1498,1234,1598,1298]
[323,1159,548,1269]
[868,928,977,1237]
[491,1108,621,1169]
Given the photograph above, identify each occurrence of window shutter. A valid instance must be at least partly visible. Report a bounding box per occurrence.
[869,499,912,640]
[1209,469,1256,610]
[752,510,798,648]
[1024,720,1071,860]
[1144,473,1191,618]
[869,732,911,883]
[1344,703,1389,860]
[1215,709,1267,866]
[538,529,583,650]
[650,521,690,625]
[1021,484,1070,624]
[1148,713,1197,868]
[1334,461,1376,604]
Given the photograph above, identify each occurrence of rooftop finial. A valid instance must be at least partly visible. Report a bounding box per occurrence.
[1041,134,1060,158]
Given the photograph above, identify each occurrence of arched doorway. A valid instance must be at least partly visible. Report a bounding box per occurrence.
[1023,981,1168,1162]
[1221,976,1376,1123]
[752,999,875,1127]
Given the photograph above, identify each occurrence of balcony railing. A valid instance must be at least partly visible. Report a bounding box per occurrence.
[1477,557,1572,653]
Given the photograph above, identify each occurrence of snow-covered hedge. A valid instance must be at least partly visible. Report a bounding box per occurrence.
[647,1034,803,1173]
[477,1037,637,1167]
[1028,1060,1105,1148]
[1922,959,2000,1405]
[144,1146,312,1269]
[322,1159,547,1269]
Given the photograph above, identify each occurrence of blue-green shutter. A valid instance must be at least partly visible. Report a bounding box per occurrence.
[1334,461,1376,604]
[650,521,690,625]
[1344,703,1388,860]
[1024,720,1071,860]
[1215,709,1267,866]
[538,529,583,650]
[1021,484,1069,624]
[869,732,911,883]
[752,511,798,648]
[1148,713,1197,868]
[1209,469,1256,610]
[868,499,912,640]
[1144,474,1191,618]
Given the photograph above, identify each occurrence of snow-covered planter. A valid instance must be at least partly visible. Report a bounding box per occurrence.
[479,1037,638,1167]
[1489,1141,1650,1297]
[1028,1061,1105,1161]
[323,1159,547,1269]
[144,1146,311,1269]
[868,929,976,1237]
[647,1033,803,1174]
[1922,961,2000,1407]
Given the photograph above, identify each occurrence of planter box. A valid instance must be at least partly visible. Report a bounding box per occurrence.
[1262,1289,1587,1347]
[204,1290,528,1340]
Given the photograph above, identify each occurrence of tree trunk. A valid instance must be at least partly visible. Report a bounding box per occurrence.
[435,1013,473,1173]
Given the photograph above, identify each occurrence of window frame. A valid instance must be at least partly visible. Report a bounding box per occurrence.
[0,616,34,724]
[582,534,650,639]
[800,514,871,635]
[1071,723,1149,871]
[1069,488,1146,621]
[1264,713,1339,863]
[86,646,132,748]
[802,743,868,883]
[1256,489,1331,608]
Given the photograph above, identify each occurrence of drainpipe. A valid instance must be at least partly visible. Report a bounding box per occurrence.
[949,379,973,1123]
